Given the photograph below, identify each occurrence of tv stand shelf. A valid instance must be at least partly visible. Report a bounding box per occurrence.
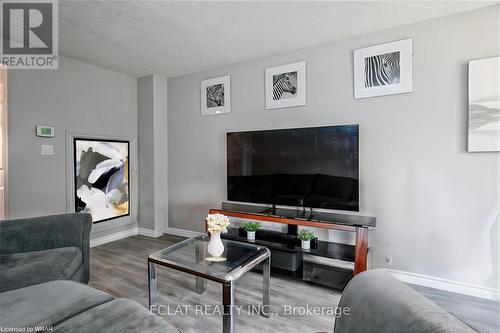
[210,203,374,275]
[223,227,355,262]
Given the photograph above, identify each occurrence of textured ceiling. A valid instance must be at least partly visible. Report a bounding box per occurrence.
[58,1,495,78]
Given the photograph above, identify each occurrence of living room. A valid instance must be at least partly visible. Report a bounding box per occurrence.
[0,1,499,333]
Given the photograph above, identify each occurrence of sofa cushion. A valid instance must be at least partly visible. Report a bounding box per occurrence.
[54,298,179,333]
[0,280,114,330]
[0,247,83,292]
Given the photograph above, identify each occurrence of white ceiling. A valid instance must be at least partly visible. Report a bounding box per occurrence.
[59,1,495,78]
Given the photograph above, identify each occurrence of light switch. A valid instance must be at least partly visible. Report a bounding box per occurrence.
[41,145,54,155]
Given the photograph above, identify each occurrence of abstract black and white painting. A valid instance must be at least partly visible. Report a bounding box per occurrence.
[354,39,412,99]
[201,75,231,115]
[74,139,130,223]
[468,57,500,152]
[206,83,224,107]
[266,61,306,109]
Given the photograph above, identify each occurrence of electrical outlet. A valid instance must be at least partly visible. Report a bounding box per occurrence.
[385,256,393,265]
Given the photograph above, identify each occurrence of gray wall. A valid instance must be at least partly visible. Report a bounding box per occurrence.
[8,56,138,238]
[167,6,499,289]
[138,76,155,230]
[137,75,168,233]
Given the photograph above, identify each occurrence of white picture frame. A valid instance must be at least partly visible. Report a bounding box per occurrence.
[467,56,500,152]
[265,61,306,110]
[354,38,413,99]
[201,75,231,116]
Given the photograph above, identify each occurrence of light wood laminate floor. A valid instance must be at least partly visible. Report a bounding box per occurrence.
[90,234,341,333]
[90,234,499,333]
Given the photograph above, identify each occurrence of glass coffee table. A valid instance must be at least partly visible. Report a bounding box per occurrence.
[148,235,271,333]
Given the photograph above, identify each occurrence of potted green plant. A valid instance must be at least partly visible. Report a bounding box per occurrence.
[297,229,315,250]
[242,222,261,240]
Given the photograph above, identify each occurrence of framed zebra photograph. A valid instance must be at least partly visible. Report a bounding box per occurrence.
[265,61,306,110]
[201,75,231,116]
[354,39,412,99]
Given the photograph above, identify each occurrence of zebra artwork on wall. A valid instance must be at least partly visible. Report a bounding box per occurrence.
[206,83,225,107]
[354,39,412,99]
[364,51,400,88]
[266,61,306,109]
[200,75,231,115]
[273,71,297,100]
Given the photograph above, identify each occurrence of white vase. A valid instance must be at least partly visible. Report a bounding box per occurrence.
[247,231,256,240]
[207,232,224,257]
[301,240,310,250]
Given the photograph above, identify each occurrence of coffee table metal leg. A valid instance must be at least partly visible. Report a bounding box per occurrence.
[195,276,207,294]
[195,241,207,294]
[148,261,157,308]
[262,257,271,318]
[222,282,235,333]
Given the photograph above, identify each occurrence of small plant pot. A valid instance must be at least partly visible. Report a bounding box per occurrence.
[246,231,256,240]
[301,240,310,250]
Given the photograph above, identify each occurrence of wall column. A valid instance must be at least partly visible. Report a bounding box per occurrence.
[138,75,168,235]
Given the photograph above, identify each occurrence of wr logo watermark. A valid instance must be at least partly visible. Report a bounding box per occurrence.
[1,0,58,69]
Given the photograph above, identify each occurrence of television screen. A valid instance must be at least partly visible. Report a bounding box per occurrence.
[227,125,359,211]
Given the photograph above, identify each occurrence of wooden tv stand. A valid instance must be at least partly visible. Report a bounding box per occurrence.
[209,206,371,275]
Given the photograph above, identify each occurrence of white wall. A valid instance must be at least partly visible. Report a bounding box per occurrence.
[8,56,138,238]
[167,6,499,289]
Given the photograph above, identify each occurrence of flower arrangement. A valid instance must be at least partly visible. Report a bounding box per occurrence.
[206,213,230,234]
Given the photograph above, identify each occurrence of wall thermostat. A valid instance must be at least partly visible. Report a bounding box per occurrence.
[36,125,55,138]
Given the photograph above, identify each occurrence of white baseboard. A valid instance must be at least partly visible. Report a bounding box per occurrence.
[90,227,139,248]
[164,227,204,238]
[384,269,500,301]
[138,227,163,238]
[91,226,163,247]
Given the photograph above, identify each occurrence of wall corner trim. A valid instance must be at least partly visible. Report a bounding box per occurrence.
[384,269,500,301]
[90,227,164,247]
[90,227,139,248]
[138,227,163,238]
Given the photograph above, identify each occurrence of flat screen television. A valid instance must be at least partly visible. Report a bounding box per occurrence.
[227,125,359,212]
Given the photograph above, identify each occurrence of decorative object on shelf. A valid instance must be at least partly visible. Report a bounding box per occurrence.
[206,213,230,257]
[74,139,130,223]
[265,61,306,110]
[298,229,316,250]
[242,221,261,240]
[468,56,500,152]
[200,75,231,116]
[354,38,412,99]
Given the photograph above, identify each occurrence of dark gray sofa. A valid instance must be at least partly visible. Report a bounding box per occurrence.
[0,213,92,292]
[0,280,178,332]
[0,213,178,332]
[334,270,476,333]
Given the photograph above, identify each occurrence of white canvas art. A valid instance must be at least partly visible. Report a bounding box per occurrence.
[354,39,412,99]
[265,61,306,109]
[200,75,231,115]
[468,57,500,152]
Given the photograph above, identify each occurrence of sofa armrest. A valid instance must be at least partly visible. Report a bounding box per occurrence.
[0,213,92,282]
[334,270,476,333]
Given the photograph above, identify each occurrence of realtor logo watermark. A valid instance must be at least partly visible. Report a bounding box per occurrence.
[1,0,58,69]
